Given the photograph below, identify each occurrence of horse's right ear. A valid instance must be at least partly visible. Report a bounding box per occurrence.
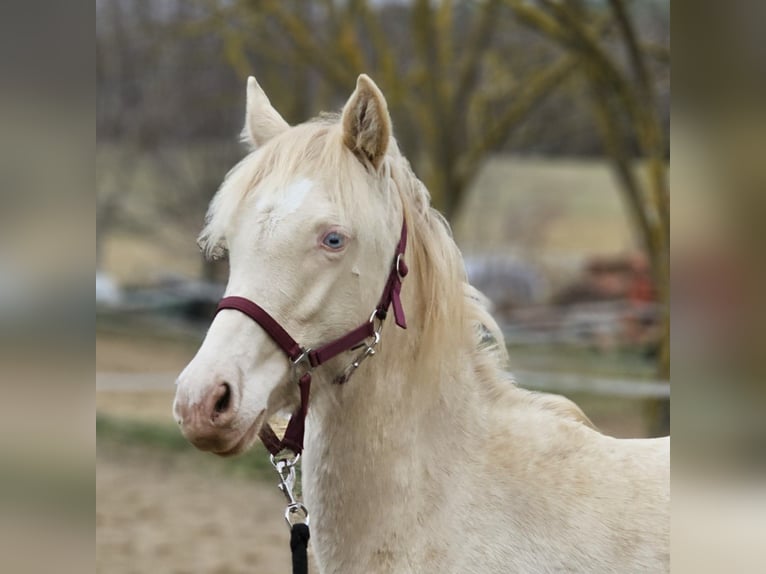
[241,76,289,150]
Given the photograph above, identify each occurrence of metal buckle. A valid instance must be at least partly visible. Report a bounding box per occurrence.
[290,349,313,383]
[337,311,383,383]
[270,453,310,528]
[270,452,299,498]
[285,502,310,528]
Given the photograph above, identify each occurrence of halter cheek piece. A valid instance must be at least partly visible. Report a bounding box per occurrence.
[215,219,408,456]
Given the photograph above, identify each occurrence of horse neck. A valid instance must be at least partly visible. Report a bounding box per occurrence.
[302,308,488,542]
[308,319,480,440]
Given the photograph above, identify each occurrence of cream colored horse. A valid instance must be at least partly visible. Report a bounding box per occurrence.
[173,74,669,573]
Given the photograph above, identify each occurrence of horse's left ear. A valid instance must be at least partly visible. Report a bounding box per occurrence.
[341,74,391,170]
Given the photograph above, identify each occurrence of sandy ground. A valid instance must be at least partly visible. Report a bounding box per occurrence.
[97,328,299,574]
[97,446,295,574]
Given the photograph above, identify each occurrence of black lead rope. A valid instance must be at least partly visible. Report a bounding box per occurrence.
[290,523,310,574]
[269,453,310,574]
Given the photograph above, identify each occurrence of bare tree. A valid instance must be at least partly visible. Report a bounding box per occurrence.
[506,0,670,434]
[97,0,243,277]
[203,0,579,220]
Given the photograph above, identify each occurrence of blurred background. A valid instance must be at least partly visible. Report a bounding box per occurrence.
[95,1,670,572]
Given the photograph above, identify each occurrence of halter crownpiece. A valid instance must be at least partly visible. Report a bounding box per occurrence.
[375,220,408,328]
[215,218,408,455]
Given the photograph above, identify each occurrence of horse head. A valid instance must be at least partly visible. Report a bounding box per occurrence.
[173,75,404,455]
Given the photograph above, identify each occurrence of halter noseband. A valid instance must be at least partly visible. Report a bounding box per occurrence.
[215,219,408,456]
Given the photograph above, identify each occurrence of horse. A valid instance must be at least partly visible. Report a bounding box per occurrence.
[173,74,669,573]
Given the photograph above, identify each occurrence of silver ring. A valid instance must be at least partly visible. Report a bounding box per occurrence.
[368,310,385,336]
[290,349,313,381]
[285,502,310,527]
[395,253,404,278]
[270,452,300,470]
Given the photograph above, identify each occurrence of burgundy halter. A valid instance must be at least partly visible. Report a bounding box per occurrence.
[215,219,409,456]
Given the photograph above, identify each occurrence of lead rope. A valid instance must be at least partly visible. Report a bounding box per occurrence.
[290,523,310,574]
[271,453,310,574]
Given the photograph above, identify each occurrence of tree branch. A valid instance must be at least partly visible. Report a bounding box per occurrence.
[458,55,578,186]
[351,0,407,105]
[453,0,503,115]
[608,0,651,91]
[518,0,668,239]
[607,0,668,236]
[411,0,454,208]
[260,0,356,90]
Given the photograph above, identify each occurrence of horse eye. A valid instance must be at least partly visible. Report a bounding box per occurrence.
[322,231,346,250]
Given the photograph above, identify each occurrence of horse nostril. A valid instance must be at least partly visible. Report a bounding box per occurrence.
[213,383,232,415]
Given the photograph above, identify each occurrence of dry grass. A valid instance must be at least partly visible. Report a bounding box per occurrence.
[453,157,641,257]
[98,391,176,424]
[103,231,202,285]
[96,330,198,373]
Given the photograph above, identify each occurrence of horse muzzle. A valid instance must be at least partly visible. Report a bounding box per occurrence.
[173,380,249,454]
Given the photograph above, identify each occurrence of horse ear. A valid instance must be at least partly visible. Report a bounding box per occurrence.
[241,76,289,149]
[341,74,391,170]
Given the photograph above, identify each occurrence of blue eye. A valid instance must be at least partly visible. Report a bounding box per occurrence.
[322,231,346,250]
